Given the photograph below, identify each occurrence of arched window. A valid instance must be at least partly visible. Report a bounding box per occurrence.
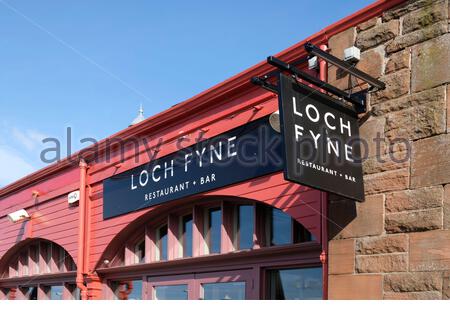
[105,200,313,269]
[100,199,322,300]
[0,239,79,300]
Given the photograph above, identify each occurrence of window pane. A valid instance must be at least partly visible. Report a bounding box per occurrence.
[157,225,168,261]
[208,208,222,254]
[50,286,64,300]
[111,280,142,300]
[238,205,254,250]
[135,240,145,264]
[154,285,188,300]
[182,215,193,258]
[0,288,10,300]
[293,221,313,243]
[21,287,38,300]
[66,284,81,300]
[270,209,292,246]
[267,268,323,300]
[202,282,246,300]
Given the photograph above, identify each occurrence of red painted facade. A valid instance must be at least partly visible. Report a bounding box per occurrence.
[0,0,406,300]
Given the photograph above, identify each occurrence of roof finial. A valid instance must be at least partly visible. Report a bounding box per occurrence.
[130,103,146,126]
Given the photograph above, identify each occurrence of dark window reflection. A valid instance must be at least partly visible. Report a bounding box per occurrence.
[270,209,292,246]
[154,285,188,300]
[21,287,37,300]
[1,288,10,300]
[267,268,323,300]
[135,240,145,264]
[66,284,81,300]
[202,282,246,300]
[157,225,168,261]
[238,205,254,250]
[111,280,142,300]
[208,208,222,254]
[182,215,193,258]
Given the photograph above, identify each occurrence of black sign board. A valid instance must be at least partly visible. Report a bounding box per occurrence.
[103,116,283,219]
[278,73,364,202]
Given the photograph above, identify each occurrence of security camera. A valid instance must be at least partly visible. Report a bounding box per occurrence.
[269,110,281,133]
[7,209,30,223]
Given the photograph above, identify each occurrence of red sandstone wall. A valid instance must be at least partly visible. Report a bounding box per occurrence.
[327,0,450,300]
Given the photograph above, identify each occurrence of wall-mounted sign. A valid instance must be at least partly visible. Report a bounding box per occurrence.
[278,73,364,202]
[68,190,80,204]
[103,116,283,219]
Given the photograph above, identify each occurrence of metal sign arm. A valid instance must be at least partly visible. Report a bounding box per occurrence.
[266,56,366,111]
[304,42,386,90]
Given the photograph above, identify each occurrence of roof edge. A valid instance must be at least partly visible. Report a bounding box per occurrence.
[0,0,406,198]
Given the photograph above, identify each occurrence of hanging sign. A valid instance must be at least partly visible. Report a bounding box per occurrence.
[278,73,364,202]
[103,116,283,219]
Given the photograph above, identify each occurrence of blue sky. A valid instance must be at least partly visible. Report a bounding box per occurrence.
[0,0,374,187]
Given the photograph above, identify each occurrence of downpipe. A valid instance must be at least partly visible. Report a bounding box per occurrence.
[77,159,88,300]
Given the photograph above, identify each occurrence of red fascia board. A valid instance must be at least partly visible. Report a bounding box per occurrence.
[0,0,405,199]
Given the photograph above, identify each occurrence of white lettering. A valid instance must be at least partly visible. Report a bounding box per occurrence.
[131,174,137,190]
[327,138,339,157]
[195,147,207,167]
[164,160,174,179]
[309,130,321,149]
[152,165,161,182]
[305,104,320,122]
[185,153,192,172]
[340,118,352,137]
[345,144,354,162]
[228,136,237,157]
[295,124,304,142]
[293,96,302,117]
[210,142,223,163]
[324,112,336,130]
[139,170,149,187]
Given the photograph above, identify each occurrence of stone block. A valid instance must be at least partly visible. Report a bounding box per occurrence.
[329,27,356,59]
[383,0,445,21]
[412,33,450,93]
[329,274,383,300]
[384,100,446,141]
[362,149,409,175]
[385,186,443,213]
[357,17,378,31]
[364,168,409,195]
[356,20,399,51]
[447,85,450,133]
[385,208,443,233]
[329,239,355,275]
[383,291,442,300]
[410,230,450,271]
[411,134,450,188]
[359,116,385,159]
[371,69,410,105]
[384,272,442,292]
[402,1,447,34]
[356,47,384,80]
[327,27,356,91]
[385,50,410,74]
[386,21,447,54]
[444,184,450,229]
[356,253,408,273]
[372,86,445,116]
[328,194,384,240]
[356,234,408,255]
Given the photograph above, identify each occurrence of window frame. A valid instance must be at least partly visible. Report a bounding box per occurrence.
[203,205,223,255]
[233,202,256,251]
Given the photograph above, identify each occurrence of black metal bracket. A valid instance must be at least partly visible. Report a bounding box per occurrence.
[251,42,386,115]
[304,42,385,90]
